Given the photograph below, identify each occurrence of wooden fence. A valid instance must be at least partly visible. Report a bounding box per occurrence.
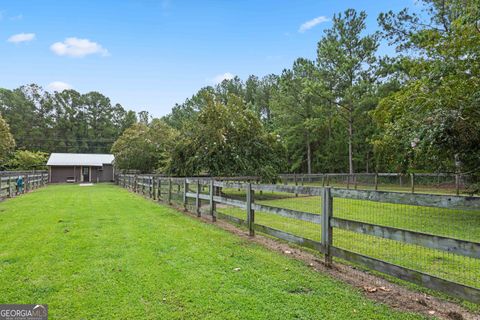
[278,173,470,195]
[0,172,49,199]
[116,174,480,304]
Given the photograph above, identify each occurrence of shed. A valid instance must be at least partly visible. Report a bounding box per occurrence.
[47,153,115,183]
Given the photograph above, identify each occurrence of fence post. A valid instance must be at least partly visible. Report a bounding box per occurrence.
[209,179,217,222]
[183,178,188,210]
[157,178,161,200]
[246,183,255,236]
[455,173,460,196]
[196,180,201,217]
[374,172,378,191]
[134,175,138,193]
[354,174,357,190]
[8,177,13,197]
[322,187,333,266]
[152,176,156,200]
[294,174,298,197]
[168,178,172,204]
[410,173,415,194]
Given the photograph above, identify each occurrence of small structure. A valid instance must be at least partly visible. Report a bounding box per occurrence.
[47,153,115,183]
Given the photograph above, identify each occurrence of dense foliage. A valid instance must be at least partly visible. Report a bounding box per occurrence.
[6,150,49,170]
[0,84,138,154]
[111,120,179,173]
[0,112,15,166]
[1,1,478,180]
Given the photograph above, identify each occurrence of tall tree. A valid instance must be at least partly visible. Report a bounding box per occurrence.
[1,84,137,154]
[375,0,480,177]
[271,58,324,174]
[317,9,379,174]
[166,92,285,179]
[111,120,178,173]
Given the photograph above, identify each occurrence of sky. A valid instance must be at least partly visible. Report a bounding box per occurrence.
[0,0,417,117]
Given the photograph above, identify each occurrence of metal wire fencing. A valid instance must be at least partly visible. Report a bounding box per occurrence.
[116,174,480,303]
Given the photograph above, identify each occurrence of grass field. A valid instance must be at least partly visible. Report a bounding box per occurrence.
[0,184,427,319]
[217,188,480,290]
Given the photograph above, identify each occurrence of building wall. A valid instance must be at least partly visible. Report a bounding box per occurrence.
[49,165,114,183]
[49,166,79,183]
[100,164,114,182]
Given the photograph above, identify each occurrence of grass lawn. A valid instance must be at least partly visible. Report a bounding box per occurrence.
[0,184,425,319]
[218,189,480,289]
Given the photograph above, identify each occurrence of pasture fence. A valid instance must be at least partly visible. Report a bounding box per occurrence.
[0,171,49,199]
[116,173,480,304]
[278,172,475,195]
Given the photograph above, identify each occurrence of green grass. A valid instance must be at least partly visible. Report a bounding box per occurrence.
[0,184,425,319]
[218,189,480,289]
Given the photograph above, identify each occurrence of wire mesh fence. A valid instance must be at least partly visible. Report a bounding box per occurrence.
[116,174,480,303]
[278,173,476,195]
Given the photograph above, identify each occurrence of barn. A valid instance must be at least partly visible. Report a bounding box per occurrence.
[47,153,115,183]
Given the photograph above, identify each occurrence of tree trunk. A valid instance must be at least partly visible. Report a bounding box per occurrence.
[348,114,354,174]
[366,152,369,173]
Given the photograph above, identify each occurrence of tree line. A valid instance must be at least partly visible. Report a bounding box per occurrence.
[1,1,479,183]
[114,1,480,180]
[0,84,143,169]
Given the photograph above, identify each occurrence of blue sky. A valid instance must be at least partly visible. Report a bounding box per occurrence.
[1,0,416,117]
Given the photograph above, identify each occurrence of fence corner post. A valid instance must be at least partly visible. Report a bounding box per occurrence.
[374,172,378,191]
[246,182,255,236]
[210,179,216,222]
[322,187,333,267]
[196,180,201,217]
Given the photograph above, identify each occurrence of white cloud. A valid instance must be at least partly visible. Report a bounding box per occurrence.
[50,37,109,58]
[48,81,73,92]
[7,33,35,43]
[298,16,329,33]
[211,72,234,84]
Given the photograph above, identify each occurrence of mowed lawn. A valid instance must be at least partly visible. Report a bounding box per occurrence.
[0,184,425,319]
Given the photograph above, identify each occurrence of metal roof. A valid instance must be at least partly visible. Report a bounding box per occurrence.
[47,153,114,167]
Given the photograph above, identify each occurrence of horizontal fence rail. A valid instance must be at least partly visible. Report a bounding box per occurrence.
[116,174,480,304]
